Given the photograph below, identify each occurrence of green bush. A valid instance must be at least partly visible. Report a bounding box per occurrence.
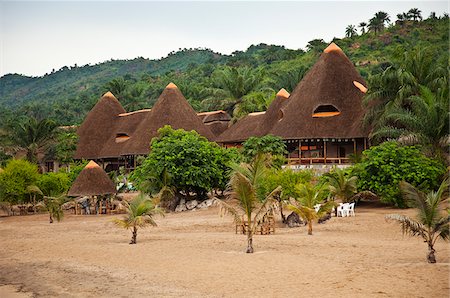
[242,135,287,168]
[260,168,313,201]
[0,159,40,204]
[131,126,239,198]
[351,142,446,207]
[37,172,71,196]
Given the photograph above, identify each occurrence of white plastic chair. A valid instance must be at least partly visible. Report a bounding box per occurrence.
[337,203,349,217]
[314,204,321,213]
[348,202,355,216]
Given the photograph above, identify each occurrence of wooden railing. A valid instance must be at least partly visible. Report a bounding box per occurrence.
[287,157,351,165]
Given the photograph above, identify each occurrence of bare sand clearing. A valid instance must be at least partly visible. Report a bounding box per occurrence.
[0,203,448,298]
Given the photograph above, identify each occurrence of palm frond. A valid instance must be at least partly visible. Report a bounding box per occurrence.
[386,214,426,239]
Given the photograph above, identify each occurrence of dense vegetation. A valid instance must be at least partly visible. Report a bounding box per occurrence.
[0,11,447,126]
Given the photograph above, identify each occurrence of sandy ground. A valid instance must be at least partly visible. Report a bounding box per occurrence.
[0,203,448,298]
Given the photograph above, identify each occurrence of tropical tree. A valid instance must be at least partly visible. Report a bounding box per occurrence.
[370,85,449,163]
[43,195,66,223]
[104,77,128,101]
[269,66,307,93]
[386,179,449,263]
[3,117,58,164]
[345,25,357,38]
[306,39,327,53]
[358,22,367,34]
[113,194,164,244]
[323,168,358,203]
[368,17,383,34]
[408,8,422,21]
[287,183,335,235]
[242,135,287,167]
[215,154,281,253]
[375,11,391,25]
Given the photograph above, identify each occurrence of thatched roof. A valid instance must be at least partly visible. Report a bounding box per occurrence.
[270,42,368,139]
[216,89,290,143]
[68,161,116,196]
[197,110,231,137]
[74,92,125,159]
[122,83,215,155]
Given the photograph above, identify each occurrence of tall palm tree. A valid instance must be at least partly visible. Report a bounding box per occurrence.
[370,85,449,163]
[323,168,358,203]
[386,179,449,263]
[408,8,422,21]
[287,183,335,235]
[368,17,383,34]
[375,11,391,25]
[345,25,357,38]
[358,22,367,34]
[5,117,58,164]
[114,193,164,244]
[215,154,281,253]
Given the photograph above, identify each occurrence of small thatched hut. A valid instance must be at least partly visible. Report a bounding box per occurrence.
[68,160,116,197]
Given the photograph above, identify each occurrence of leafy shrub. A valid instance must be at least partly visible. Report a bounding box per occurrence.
[260,168,313,201]
[131,126,239,199]
[37,172,71,196]
[351,142,446,207]
[242,135,287,168]
[0,159,39,204]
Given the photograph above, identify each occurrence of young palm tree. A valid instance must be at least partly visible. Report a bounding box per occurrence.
[114,194,164,244]
[27,185,43,214]
[287,183,335,235]
[43,195,66,224]
[215,154,281,253]
[323,168,358,203]
[386,179,449,263]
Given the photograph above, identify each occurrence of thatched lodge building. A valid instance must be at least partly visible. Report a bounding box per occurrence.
[74,83,229,171]
[216,43,369,167]
[75,42,368,170]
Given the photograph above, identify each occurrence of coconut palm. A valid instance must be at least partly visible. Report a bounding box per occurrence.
[114,193,164,244]
[368,17,383,34]
[358,22,367,34]
[43,195,66,224]
[370,85,449,163]
[215,154,281,253]
[323,168,358,203]
[345,25,357,38]
[386,179,449,263]
[287,183,336,235]
[408,8,422,21]
[375,11,391,25]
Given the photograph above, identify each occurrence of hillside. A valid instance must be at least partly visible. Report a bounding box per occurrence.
[0,17,447,126]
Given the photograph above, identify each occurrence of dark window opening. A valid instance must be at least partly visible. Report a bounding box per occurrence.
[312,105,340,118]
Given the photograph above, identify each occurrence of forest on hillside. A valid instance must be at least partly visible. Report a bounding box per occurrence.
[0,9,448,128]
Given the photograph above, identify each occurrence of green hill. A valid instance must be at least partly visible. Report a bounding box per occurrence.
[0,16,447,126]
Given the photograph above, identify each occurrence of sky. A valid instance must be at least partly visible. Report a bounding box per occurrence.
[0,1,447,77]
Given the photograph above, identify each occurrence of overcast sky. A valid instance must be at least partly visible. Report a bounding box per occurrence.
[0,1,447,77]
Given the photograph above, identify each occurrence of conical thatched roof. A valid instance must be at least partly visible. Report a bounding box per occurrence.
[74,92,126,159]
[68,161,116,196]
[123,83,214,155]
[216,89,290,143]
[270,42,368,139]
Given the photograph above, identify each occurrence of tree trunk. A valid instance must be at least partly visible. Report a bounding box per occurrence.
[427,243,436,263]
[130,227,137,244]
[307,220,313,235]
[246,231,254,253]
[278,200,286,223]
[49,214,53,224]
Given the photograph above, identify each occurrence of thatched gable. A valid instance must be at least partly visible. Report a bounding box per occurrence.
[122,83,215,155]
[68,161,116,196]
[270,43,368,139]
[74,92,126,159]
[197,110,231,137]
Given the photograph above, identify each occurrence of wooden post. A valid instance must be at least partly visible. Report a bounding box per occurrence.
[323,140,327,164]
[364,138,367,151]
[298,140,302,164]
[353,139,357,155]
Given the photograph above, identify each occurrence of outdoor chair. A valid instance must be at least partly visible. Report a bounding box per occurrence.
[337,203,349,217]
[314,204,321,213]
[348,202,355,216]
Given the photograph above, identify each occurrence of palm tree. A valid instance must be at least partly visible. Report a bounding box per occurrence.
[114,193,164,244]
[306,39,327,53]
[5,117,58,164]
[270,66,307,93]
[215,154,281,253]
[386,179,449,263]
[323,168,358,203]
[345,25,357,38]
[370,85,449,163]
[358,22,367,34]
[139,169,176,211]
[368,17,383,34]
[287,183,335,235]
[43,195,66,224]
[27,185,43,214]
[210,66,263,117]
[104,78,128,101]
[408,8,422,21]
[375,11,391,25]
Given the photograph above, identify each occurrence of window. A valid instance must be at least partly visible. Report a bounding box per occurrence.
[312,105,340,118]
[115,133,130,143]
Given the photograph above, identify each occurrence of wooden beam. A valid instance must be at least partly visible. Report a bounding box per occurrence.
[353,139,357,155]
[364,138,367,151]
[299,140,302,164]
[324,140,327,163]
